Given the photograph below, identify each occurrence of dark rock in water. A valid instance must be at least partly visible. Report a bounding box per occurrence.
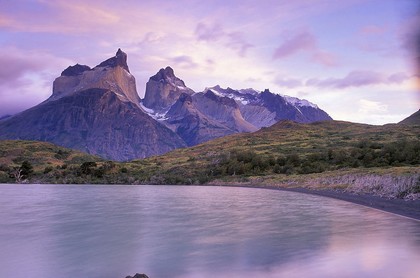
[125,274,149,278]
[61,64,91,76]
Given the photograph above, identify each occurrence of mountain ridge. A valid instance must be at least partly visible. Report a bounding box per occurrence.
[0,49,333,160]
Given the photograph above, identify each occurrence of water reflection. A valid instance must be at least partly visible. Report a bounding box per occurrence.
[0,184,419,278]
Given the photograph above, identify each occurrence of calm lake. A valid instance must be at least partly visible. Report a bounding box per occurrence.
[0,184,419,278]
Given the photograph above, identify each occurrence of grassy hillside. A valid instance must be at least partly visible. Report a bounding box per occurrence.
[1,121,419,198]
[0,140,102,183]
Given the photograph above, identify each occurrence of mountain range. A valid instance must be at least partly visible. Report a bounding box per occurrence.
[0,49,333,161]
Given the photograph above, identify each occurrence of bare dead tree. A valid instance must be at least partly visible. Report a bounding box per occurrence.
[11,167,24,183]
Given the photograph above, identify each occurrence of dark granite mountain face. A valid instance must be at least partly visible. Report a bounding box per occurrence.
[0,89,185,160]
[164,93,235,146]
[257,89,332,124]
[193,90,257,133]
[0,50,186,161]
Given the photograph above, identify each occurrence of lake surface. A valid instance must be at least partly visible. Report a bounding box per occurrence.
[0,184,419,278]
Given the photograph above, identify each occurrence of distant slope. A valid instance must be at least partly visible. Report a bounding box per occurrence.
[126,120,420,185]
[399,109,420,125]
[0,140,100,167]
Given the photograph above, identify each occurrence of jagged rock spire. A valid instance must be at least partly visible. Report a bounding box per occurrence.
[96,48,130,72]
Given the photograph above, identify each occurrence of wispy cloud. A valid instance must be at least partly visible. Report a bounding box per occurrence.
[311,50,338,67]
[273,30,337,67]
[306,71,412,89]
[358,99,388,114]
[171,55,198,69]
[195,22,254,57]
[0,48,71,115]
[273,31,316,59]
[195,23,224,41]
[274,76,303,88]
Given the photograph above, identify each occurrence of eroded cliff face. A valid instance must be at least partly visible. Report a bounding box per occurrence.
[51,49,140,106]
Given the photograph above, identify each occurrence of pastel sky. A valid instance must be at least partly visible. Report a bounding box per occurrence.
[0,0,419,124]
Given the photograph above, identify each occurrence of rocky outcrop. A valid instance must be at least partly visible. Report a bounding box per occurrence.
[97,48,130,72]
[61,64,91,76]
[142,66,194,113]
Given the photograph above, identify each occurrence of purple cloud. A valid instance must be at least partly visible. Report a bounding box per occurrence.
[195,22,253,56]
[306,70,411,89]
[195,23,224,42]
[273,31,316,59]
[226,32,254,57]
[0,54,43,84]
[273,30,337,67]
[274,76,303,88]
[0,48,70,116]
[172,55,198,69]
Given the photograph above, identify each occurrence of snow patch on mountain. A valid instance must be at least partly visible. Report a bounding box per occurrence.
[140,102,168,121]
[283,96,318,108]
[207,86,252,105]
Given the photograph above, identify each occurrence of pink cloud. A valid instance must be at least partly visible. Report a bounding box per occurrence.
[311,50,338,67]
[273,31,316,59]
[360,25,386,35]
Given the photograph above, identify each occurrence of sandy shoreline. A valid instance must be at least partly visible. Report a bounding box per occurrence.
[224,184,420,221]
